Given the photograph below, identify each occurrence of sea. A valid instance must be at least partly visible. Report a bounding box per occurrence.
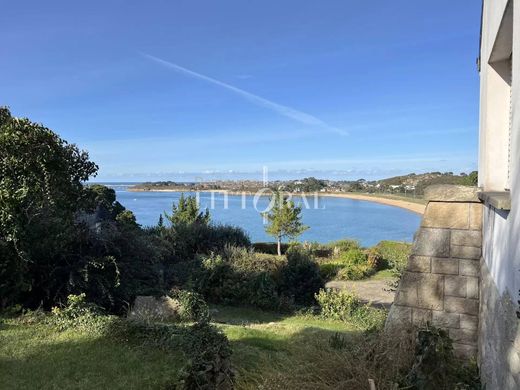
[104,183,421,247]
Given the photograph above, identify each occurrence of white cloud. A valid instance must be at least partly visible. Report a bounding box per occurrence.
[141,53,347,136]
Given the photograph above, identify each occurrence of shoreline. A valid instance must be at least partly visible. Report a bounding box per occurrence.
[128,187,426,215]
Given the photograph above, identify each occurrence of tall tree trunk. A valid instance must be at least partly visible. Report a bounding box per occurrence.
[277,237,281,256]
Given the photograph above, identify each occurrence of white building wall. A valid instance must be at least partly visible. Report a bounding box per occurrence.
[479,1,520,388]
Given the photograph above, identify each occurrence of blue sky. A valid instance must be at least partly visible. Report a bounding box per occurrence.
[1,1,482,181]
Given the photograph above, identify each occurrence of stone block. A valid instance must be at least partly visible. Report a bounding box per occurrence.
[444,296,478,315]
[466,277,479,299]
[444,275,466,297]
[412,308,432,325]
[422,202,470,229]
[385,305,412,329]
[459,259,480,276]
[453,343,477,359]
[460,314,478,330]
[449,328,478,345]
[432,310,460,328]
[412,228,450,257]
[451,230,482,247]
[395,272,444,310]
[451,245,481,259]
[432,258,459,275]
[424,185,480,202]
[408,256,431,273]
[469,203,483,230]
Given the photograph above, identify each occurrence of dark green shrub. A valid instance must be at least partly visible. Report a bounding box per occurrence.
[165,222,251,261]
[403,324,481,390]
[253,242,290,255]
[196,249,283,310]
[279,247,324,305]
[169,289,209,323]
[177,322,234,389]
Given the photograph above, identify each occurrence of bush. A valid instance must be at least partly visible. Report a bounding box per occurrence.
[403,324,481,390]
[374,240,411,269]
[340,248,367,265]
[327,238,361,254]
[165,222,251,261]
[336,263,376,281]
[279,247,324,305]
[315,289,360,321]
[196,248,283,310]
[48,293,113,333]
[253,242,290,255]
[169,289,210,323]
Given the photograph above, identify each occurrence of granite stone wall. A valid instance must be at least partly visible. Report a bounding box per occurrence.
[479,257,520,389]
[386,185,482,358]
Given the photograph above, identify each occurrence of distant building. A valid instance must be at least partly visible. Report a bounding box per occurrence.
[478,0,519,388]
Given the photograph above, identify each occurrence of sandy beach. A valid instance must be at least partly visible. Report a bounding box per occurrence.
[129,187,426,215]
[320,193,425,215]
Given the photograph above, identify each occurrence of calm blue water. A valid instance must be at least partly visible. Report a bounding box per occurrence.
[111,186,420,246]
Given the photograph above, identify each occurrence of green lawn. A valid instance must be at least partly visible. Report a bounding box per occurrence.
[1,307,375,389]
[211,305,366,388]
[0,320,184,390]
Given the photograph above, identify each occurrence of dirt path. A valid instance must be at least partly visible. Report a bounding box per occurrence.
[325,279,396,309]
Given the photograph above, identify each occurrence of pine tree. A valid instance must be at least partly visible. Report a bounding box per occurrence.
[263,190,308,256]
[165,193,210,226]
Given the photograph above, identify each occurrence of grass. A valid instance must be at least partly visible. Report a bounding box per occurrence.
[0,319,184,389]
[1,305,380,389]
[368,269,396,280]
[210,305,368,388]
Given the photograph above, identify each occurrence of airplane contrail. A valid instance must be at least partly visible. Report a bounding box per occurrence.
[141,53,348,136]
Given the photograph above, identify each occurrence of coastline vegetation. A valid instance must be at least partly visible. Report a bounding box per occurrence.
[0,108,480,389]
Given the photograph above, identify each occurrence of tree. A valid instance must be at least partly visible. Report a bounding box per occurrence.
[165,193,210,226]
[263,191,308,256]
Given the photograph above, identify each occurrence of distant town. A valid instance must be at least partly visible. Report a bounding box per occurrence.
[130,171,478,197]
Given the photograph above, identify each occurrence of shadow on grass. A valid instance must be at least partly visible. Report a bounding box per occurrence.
[0,326,183,390]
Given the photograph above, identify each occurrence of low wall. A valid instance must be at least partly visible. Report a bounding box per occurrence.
[386,185,482,358]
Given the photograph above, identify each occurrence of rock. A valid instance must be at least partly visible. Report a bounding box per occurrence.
[128,295,181,321]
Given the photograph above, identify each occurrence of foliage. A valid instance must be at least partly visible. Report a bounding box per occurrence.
[165,193,210,226]
[196,248,283,310]
[47,293,117,334]
[278,246,324,306]
[177,322,234,389]
[327,238,361,254]
[315,289,361,321]
[252,242,290,255]
[336,263,376,280]
[315,289,386,331]
[0,107,98,307]
[169,289,210,323]
[403,324,482,390]
[319,248,376,281]
[263,190,308,255]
